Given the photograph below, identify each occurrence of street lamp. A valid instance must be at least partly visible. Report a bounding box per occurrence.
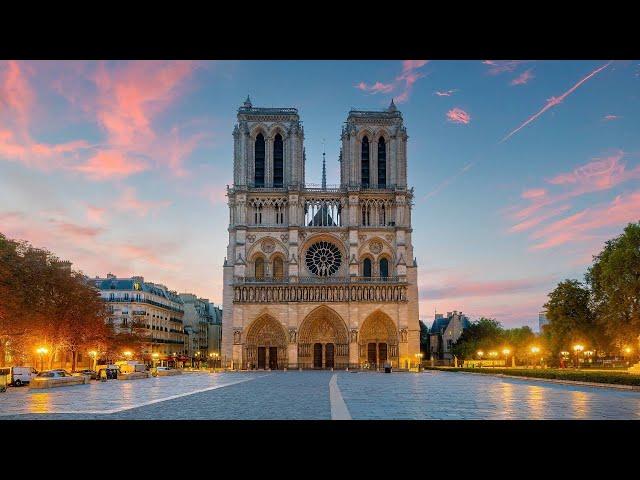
[152,352,159,367]
[36,347,48,372]
[88,350,98,371]
[414,353,423,371]
[502,348,512,368]
[530,346,540,368]
[573,344,584,369]
[123,351,132,360]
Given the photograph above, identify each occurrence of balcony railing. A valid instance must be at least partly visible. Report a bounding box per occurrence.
[103,297,184,314]
[235,275,403,285]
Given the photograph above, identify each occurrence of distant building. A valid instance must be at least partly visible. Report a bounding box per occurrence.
[93,274,187,361]
[538,310,549,333]
[429,311,471,362]
[179,293,214,363]
[208,303,222,360]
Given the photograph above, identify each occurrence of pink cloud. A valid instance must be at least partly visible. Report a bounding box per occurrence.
[530,191,640,250]
[0,61,34,128]
[446,108,471,124]
[354,60,429,104]
[421,276,551,300]
[511,69,534,86]
[482,60,526,75]
[603,114,620,121]
[509,204,571,233]
[434,89,457,97]
[118,187,171,217]
[501,61,612,143]
[86,205,106,224]
[355,81,394,94]
[72,150,149,180]
[521,188,546,199]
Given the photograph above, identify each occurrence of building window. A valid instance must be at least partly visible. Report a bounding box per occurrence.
[273,133,283,188]
[254,133,265,187]
[361,136,370,187]
[363,258,372,277]
[273,256,284,279]
[254,205,262,225]
[378,137,386,187]
[379,258,389,278]
[255,257,265,279]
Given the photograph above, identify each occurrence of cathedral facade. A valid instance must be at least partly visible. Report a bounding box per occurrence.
[220,97,420,369]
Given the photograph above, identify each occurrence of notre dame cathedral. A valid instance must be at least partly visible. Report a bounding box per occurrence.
[221,97,420,370]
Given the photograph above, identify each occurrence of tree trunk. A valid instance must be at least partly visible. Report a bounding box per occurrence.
[71,350,77,372]
[0,340,6,367]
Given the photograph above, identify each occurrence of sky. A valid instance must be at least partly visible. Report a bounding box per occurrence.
[1,60,639,330]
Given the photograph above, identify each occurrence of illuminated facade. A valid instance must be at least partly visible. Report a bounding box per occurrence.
[94,274,187,359]
[221,98,420,369]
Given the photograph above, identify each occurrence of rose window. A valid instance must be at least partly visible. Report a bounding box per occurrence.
[305,241,342,277]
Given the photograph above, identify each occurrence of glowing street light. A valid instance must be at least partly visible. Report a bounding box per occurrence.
[502,348,514,368]
[88,350,98,371]
[477,350,484,359]
[624,347,632,355]
[573,344,584,368]
[36,346,48,372]
[123,351,133,359]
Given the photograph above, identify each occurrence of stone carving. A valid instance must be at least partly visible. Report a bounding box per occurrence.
[350,329,358,343]
[289,253,298,264]
[400,328,408,343]
[340,232,348,241]
[288,328,297,344]
[261,238,275,253]
[385,234,393,242]
[233,329,242,344]
[280,233,289,242]
[299,231,306,241]
[359,235,367,243]
[369,240,383,254]
[247,234,256,243]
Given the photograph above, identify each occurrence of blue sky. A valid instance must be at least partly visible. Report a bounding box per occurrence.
[1,60,639,329]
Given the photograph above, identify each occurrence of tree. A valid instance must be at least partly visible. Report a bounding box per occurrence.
[543,279,606,357]
[451,317,504,360]
[587,222,640,348]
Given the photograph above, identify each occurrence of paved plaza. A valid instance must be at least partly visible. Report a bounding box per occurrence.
[2,370,640,420]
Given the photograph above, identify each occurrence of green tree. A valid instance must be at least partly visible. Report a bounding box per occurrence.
[543,279,605,357]
[451,317,504,360]
[587,222,640,348]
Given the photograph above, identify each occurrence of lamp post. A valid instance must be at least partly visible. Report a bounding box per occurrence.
[502,348,511,368]
[88,350,98,371]
[152,352,159,368]
[477,350,484,368]
[36,347,48,372]
[624,347,632,366]
[489,351,498,368]
[573,344,584,369]
[414,353,423,371]
[530,346,540,368]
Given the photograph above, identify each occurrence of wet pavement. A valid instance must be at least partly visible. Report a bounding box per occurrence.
[2,370,640,420]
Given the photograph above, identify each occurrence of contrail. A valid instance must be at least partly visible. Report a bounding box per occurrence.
[500,61,612,143]
[424,162,475,200]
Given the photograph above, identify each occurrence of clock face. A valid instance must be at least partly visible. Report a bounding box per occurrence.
[305,241,342,277]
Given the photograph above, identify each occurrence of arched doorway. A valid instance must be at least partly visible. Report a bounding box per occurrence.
[359,311,399,368]
[244,314,288,369]
[298,306,349,369]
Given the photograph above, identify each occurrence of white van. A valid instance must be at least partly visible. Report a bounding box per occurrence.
[0,366,39,386]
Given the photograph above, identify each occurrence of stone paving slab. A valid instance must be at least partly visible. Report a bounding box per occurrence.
[2,370,640,420]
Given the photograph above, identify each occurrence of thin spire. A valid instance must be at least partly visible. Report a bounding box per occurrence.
[321,138,327,190]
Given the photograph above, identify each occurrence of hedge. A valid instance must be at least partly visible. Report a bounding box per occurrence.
[424,367,640,386]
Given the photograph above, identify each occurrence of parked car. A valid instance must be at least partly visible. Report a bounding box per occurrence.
[36,370,73,378]
[73,369,98,380]
[95,364,120,380]
[151,366,172,376]
[0,366,39,386]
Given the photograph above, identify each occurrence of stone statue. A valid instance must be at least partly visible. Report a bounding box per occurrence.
[350,329,358,343]
[289,328,297,344]
[233,330,242,344]
[400,328,408,343]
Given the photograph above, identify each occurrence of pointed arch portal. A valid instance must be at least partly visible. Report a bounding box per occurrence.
[298,306,349,369]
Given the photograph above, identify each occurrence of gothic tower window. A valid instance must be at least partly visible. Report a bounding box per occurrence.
[361,136,370,188]
[254,133,265,187]
[379,258,389,278]
[273,134,284,188]
[363,258,372,277]
[255,257,265,279]
[254,204,262,225]
[378,137,386,187]
[273,256,284,279]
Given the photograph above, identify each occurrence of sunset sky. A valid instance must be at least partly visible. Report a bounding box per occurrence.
[1,60,639,330]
